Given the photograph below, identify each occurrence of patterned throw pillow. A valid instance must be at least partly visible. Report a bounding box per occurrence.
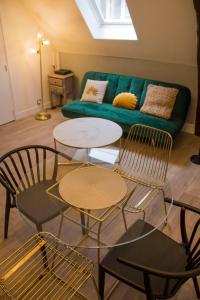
[140,84,179,119]
[81,79,108,104]
[112,92,138,110]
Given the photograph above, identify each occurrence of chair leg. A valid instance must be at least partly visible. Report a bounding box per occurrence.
[36,227,49,269]
[122,207,128,231]
[97,222,103,267]
[36,224,42,232]
[80,212,86,234]
[57,214,64,238]
[91,276,101,300]
[144,273,155,300]
[162,190,168,225]
[193,277,200,299]
[4,194,11,239]
[99,266,105,300]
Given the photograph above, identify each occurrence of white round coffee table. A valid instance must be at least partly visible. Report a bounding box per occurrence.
[53,117,122,149]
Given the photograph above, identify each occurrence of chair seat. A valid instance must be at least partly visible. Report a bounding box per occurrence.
[17,180,68,225]
[101,219,187,297]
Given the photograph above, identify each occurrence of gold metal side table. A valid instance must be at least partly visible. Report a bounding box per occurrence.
[47,164,130,265]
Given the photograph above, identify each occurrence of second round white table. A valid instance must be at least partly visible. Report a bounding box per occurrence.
[53,117,123,149]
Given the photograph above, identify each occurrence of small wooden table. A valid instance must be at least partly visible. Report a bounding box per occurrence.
[48,73,74,108]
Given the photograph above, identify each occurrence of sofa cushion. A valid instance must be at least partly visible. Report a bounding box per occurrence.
[113,92,138,110]
[140,80,160,107]
[80,71,119,104]
[81,79,108,104]
[140,84,179,119]
[140,80,190,122]
[62,100,183,137]
[115,76,132,95]
[129,78,145,104]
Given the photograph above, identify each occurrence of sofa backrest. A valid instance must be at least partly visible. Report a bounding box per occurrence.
[80,71,191,122]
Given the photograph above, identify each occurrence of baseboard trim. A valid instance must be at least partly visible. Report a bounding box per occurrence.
[15,102,51,120]
[182,122,195,134]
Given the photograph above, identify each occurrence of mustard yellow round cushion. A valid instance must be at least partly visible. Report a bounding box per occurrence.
[112,93,138,110]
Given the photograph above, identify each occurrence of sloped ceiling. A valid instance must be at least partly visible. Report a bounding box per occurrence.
[22,0,196,66]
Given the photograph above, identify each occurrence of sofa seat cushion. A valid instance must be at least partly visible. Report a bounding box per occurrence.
[62,100,183,137]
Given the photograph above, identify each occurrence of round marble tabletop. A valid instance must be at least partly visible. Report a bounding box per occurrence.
[53,117,123,148]
[59,166,127,210]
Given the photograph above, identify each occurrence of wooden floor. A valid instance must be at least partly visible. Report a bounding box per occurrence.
[0,109,199,300]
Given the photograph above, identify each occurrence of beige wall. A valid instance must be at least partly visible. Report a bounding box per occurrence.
[60,52,197,128]
[23,0,196,65]
[0,0,58,119]
[23,0,197,131]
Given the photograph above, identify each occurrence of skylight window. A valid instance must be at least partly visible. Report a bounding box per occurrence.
[75,0,137,40]
[94,0,132,24]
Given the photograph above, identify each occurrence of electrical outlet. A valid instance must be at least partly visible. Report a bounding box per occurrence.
[37,99,41,105]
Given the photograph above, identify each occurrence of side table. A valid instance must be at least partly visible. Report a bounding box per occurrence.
[53,117,122,163]
[48,72,74,108]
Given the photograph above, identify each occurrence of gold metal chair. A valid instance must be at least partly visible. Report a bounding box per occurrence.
[0,232,99,299]
[115,124,173,228]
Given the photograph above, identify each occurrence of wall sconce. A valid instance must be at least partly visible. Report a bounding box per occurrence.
[31,33,51,121]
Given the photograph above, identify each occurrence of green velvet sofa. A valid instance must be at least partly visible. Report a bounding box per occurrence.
[61,71,191,138]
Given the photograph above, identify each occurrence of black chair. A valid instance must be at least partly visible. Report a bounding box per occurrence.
[99,199,200,300]
[0,145,74,238]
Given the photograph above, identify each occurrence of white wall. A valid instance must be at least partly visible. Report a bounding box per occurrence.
[0,0,58,120]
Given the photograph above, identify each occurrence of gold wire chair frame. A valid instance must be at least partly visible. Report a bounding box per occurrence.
[115,124,173,225]
[117,124,173,188]
[0,232,99,300]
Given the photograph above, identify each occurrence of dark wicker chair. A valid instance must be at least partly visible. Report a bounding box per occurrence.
[0,145,74,238]
[99,199,200,300]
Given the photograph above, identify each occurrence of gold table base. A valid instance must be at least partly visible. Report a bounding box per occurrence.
[35,111,51,121]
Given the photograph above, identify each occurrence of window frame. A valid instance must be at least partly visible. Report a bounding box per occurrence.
[93,0,132,25]
[75,0,137,41]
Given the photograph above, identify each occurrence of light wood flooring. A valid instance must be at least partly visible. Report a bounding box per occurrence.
[0,109,200,300]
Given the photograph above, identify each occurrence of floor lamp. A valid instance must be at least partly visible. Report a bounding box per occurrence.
[31,33,51,121]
